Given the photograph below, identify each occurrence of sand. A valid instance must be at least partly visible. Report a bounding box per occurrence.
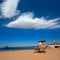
[0,48,60,60]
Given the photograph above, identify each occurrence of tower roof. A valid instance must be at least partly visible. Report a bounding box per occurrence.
[38,40,45,42]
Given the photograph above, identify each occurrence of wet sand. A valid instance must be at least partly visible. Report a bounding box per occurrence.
[0,48,60,60]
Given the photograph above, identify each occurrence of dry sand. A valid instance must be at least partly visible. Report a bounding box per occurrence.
[0,48,60,60]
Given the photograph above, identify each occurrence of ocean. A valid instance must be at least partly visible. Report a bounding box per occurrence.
[0,47,35,51]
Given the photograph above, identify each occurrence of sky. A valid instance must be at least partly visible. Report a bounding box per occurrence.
[0,0,60,47]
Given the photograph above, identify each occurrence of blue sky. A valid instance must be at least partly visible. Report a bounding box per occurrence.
[0,0,60,47]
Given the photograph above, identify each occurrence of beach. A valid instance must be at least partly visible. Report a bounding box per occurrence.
[0,48,60,60]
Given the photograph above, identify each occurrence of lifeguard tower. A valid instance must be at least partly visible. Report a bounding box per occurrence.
[34,40,46,53]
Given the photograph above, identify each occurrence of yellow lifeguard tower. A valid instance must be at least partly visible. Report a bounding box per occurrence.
[34,40,46,53]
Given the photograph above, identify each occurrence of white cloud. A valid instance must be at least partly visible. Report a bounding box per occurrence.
[5,12,60,29]
[0,15,3,18]
[0,0,20,18]
[0,0,60,29]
